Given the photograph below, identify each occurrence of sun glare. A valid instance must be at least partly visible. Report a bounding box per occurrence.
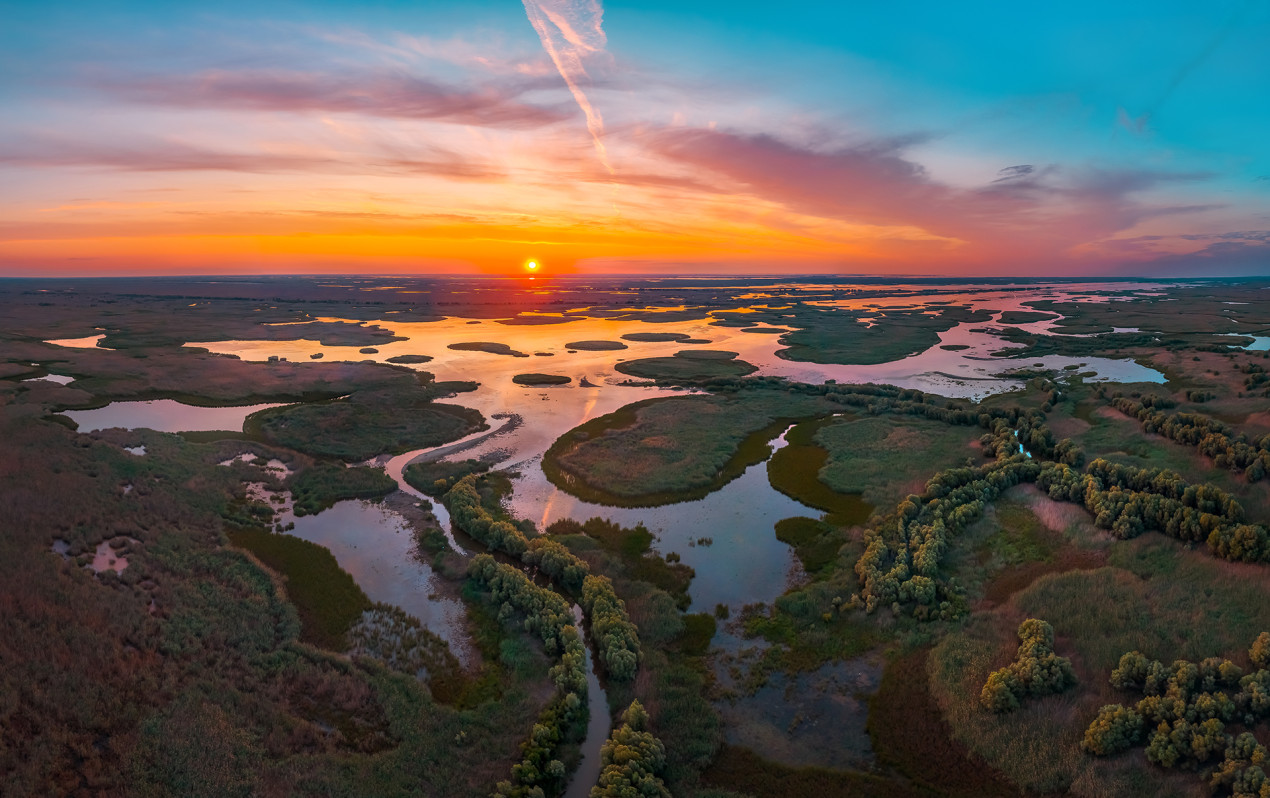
[525,259,540,272]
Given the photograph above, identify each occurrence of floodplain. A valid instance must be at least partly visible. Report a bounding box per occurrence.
[5,275,1270,797]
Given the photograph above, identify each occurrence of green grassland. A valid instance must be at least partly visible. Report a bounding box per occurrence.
[249,384,486,461]
[776,305,993,365]
[543,390,840,505]
[228,527,372,649]
[767,415,981,523]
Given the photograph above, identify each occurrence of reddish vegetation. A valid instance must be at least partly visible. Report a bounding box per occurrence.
[868,649,1024,797]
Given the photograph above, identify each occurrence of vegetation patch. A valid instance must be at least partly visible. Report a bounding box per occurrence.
[543,391,840,506]
[813,415,980,509]
[615,350,757,380]
[774,517,847,574]
[767,416,873,526]
[563,340,627,351]
[287,463,396,516]
[979,618,1076,712]
[249,384,486,461]
[447,341,529,357]
[228,528,371,650]
[385,354,432,364]
[404,458,491,498]
[997,310,1059,325]
[620,332,693,342]
[512,373,571,386]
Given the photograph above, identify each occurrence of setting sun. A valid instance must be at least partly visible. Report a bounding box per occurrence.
[525,259,540,272]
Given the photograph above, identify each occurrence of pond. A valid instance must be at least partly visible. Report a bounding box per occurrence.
[62,399,288,434]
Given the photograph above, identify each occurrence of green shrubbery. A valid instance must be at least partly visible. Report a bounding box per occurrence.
[402,457,489,497]
[1083,634,1270,795]
[591,701,670,798]
[287,463,396,516]
[1037,459,1270,563]
[979,619,1076,712]
[468,555,589,798]
[445,475,642,682]
[1112,396,1270,481]
[854,458,1042,617]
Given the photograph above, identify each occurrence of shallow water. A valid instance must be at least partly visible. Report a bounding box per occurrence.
[45,334,107,349]
[504,429,817,614]
[279,497,474,665]
[64,399,287,433]
[564,605,613,798]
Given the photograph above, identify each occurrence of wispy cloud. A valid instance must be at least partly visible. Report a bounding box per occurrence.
[522,0,612,172]
[0,135,505,178]
[91,69,571,128]
[645,125,1215,265]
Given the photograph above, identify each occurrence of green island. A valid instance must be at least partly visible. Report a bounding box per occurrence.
[614,349,758,380]
[512,372,572,385]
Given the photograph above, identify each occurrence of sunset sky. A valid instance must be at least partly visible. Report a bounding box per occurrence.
[2,1,1268,277]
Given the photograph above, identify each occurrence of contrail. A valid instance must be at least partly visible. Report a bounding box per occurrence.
[522,0,612,173]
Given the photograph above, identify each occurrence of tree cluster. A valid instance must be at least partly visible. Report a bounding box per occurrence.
[582,575,641,681]
[591,700,670,798]
[1111,397,1270,482]
[1037,459,1270,563]
[1083,634,1270,797]
[468,555,589,798]
[854,458,1042,617]
[446,475,642,681]
[979,619,1076,712]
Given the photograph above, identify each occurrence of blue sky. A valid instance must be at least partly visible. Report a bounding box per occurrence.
[1,0,1267,275]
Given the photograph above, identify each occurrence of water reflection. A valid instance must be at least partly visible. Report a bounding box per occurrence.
[63,399,287,433]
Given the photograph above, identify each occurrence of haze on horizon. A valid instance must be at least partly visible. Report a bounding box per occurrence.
[1,0,1268,278]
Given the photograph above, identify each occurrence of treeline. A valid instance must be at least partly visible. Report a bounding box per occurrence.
[854,458,1042,617]
[980,619,1076,712]
[1083,633,1270,796]
[591,700,670,798]
[446,475,642,680]
[1111,396,1270,482]
[1037,459,1270,564]
[469,555,588,797]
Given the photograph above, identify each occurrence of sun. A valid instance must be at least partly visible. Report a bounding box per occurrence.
[524,259,540,273]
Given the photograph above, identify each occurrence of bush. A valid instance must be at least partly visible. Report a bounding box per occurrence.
[979,619,1076,713]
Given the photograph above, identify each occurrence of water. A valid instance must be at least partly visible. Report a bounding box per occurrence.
[63,399,287,433]
[45,334,106,349]
[274,496,474,665]
[564,605,613,798]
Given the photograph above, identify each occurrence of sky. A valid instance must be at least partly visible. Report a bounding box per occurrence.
[1,0,1268,277]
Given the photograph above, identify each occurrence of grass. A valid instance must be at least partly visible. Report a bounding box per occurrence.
[446,341,528,357]
[767,416,873,525]
[774,517,847,574]
[249,385,487,461]
[868,648,1024,797]
[812,416,981,510]
[929,533,1270,796]
[777,304,992,365]
[403,458,491,498]
[227,528,371,650]
[511,373,571,385]
[542,390,840,506]
[699,744,911,797]
[550,517,694,607]
[287,463,397,516]
[614,350,758,380]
